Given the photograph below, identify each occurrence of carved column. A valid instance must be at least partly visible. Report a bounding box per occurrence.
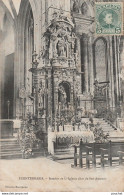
[88,35,94,95]
[76,35,81,72]
[33,70,39,118]
[47,67,52,127]
[54,84,58,131]
[81,34,89,93]
[70,84,74,109]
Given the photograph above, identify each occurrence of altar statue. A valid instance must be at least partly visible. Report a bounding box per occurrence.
[58,85,67,108]
[57,37,66,57]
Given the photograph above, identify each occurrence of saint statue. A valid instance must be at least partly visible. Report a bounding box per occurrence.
[38,88,43,108]
[73,0,79,13]
[57,37,66,57]
[58,85,67,108]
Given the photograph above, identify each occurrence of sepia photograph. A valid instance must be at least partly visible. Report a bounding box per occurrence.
[0,0,124,192]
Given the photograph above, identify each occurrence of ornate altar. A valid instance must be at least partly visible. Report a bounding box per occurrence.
[28,10,89,149]
[37,10,81,129]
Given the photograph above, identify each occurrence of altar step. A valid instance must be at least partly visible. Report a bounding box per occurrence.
[81,118,116,133]
[0,138,47,159]
[93,118,117,131]
[51,146,74,161]
[81,118,124,141]
[0,138,22,159]
[93,118,124,141]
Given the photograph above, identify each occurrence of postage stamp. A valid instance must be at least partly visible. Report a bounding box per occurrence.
[95,2,123,35]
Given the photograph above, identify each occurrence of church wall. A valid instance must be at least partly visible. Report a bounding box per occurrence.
[0,2,15,119]
[3,53,14,119]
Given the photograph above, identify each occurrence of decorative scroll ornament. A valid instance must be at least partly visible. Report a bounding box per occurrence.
[43,10,77,67]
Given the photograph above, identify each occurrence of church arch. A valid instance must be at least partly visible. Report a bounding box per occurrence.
[17,0,34,87]
[0,0,14,27]
[93,37,108,83]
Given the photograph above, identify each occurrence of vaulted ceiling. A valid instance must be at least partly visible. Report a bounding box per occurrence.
[1,0,21,17]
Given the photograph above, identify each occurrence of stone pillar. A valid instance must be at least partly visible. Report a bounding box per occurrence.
[76,35,81,71]
[114,36,119,105]
[14,19,22,119]
[70,85,74,109]
[88,35,94,95]
[41,0,46,35]
[33,70,39,117]
[108,36,115,109]
[47,68,52,127]
[116,36,121,106]
[54,84,58,132]
[0,49,5,118]
[81,34,89,93]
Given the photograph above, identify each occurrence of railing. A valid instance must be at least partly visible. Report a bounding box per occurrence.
[105,119,117,130]
[73,139,124,168]
[104,107,122,129]
[94,106,121,129]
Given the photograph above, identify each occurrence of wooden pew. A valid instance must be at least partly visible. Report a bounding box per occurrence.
[73,140,124,169]
[100,148,110,168]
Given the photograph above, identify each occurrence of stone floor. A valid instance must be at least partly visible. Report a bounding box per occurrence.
[0,157,124,192]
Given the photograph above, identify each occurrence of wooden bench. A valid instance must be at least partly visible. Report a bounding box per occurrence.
[100,148,110,167]
[100,142,124,167]
[73,140,124,169]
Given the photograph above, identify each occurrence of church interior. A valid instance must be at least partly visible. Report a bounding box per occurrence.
[0,0,124,160]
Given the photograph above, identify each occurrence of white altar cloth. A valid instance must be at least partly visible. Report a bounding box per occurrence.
[48,130,94,155]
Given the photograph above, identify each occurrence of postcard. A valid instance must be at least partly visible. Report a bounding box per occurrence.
[0,0,124,192]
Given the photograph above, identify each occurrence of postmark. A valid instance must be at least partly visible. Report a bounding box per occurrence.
[95,2,123,35]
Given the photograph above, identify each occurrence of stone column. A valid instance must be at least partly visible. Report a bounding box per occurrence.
[0,49,5,118]
[47,67,53,127]
[114,36,119,105]
[70,70,74,107]
[81,34,89,93]
[116,36,121,106]
[54,84,58,132]
[76,35,81,70]
[33,70,39,117]
[88,35,94,95]
[107,36,115,109]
